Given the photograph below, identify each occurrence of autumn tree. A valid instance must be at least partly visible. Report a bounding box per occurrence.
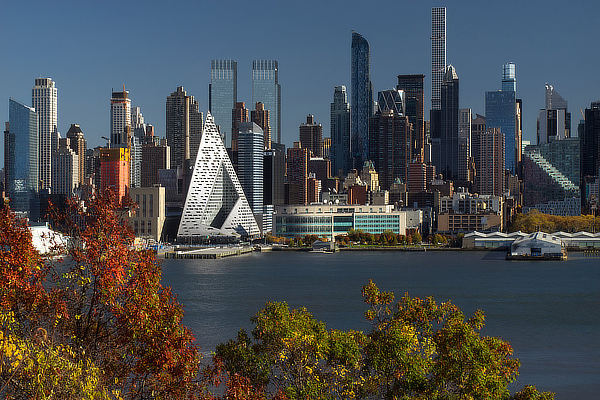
[216,281,555,400]
[0,190,201,398]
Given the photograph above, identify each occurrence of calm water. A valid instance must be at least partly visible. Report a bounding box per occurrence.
[161,251,600,398]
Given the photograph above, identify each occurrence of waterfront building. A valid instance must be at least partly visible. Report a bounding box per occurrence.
[273,204,407,238]
[351,32,373,169]
[581,101,600,213]
[129,185,166,241]
[472,128,505,196]
[110,89,131,148]
[286,147,309,205]
[100,148,130,200]
[51,138,79,196]
[32,78,58,191]
[437,189,504,233]
[5,100,39,217]
[166,86,203,170]
[141,141,170,187]
[330,85,351,177]
[436,65,459,180]
[463,230,600,250]
[210,60,237,146]
[237,122,265,230]
[537,84,570,144]
[299,115,323,157]
[177,113,259,239]
[65,124,87,186]
[252,60,280,144]
[251,102,271,149]
[231,102,249,151]
[485,62,518,174]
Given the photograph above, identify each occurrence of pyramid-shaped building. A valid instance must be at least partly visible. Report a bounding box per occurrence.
[177,113,260,239]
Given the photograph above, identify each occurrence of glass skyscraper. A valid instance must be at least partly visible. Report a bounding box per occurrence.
[209,60,237,147]
[486,62,517,174]
[351,32,373,169]
[330,85,351,177]
[440,65,459,180]
[252,60,281,145]
[5,99,39,216]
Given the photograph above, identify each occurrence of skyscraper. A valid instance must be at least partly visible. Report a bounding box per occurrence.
[287,147,309,205]
[110,89,131,148]
[32,78,58,190]
[166,86,203,170]
[141,140,170,187]
[439,65,459,180]
[581,101,600,212]
[537,84,571,144]
[237,122,264,228]
[330,85,351,177]
[264,143,286,207]
[52,138,79,196]
[5,99,39,216]
[485,62,517,174]
[209,60,237,146]
[397,74,425,162]
[299,115,323,157]
[100,148,130,200]
[473,128,505,196]
[351,32,373,169]
[65,124,87,186]
[431,7,446,111]
[252,60,281,145]
[251,102,271,149]
[368,90,412,190]
[177,113,259,239]
[458,108,472,184]
[231,102,249,151]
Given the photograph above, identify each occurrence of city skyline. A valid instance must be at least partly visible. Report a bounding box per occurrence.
[1,1,599,164]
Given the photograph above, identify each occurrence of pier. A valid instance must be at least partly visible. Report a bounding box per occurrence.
[164,246,255,259]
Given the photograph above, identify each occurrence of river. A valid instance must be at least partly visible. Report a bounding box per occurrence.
[161,250,600,398]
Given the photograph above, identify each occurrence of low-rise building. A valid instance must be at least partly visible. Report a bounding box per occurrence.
[129,185,166,242]
[437,213,502,234]
[509,232,566,260]
[273,204,407,238]
[463,230,600,250]
[438,190,504,234]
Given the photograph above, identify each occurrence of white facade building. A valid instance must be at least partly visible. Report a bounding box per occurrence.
[32,78,58,190]
[177,113,259,239]
[110,90,131,148]
[51,138,79,196]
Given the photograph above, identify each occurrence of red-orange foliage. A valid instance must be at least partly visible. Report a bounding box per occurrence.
[1,190,201,398]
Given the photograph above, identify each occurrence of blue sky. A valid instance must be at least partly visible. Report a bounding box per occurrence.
[1,0,598,163]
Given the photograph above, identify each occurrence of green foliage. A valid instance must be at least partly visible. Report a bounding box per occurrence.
[0,310,117,399]
[510,211,600,233]
[216,280,555,400]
